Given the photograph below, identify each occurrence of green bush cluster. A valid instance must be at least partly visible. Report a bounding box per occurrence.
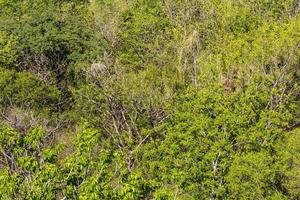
[0,0,299,199]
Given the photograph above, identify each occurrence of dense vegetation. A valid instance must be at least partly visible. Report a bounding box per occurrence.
[0,0,299,199]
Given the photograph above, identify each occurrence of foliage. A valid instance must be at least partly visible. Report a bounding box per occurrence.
[0,0,299,199]
[0,68,61,112]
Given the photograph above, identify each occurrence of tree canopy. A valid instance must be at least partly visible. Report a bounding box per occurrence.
[0,0,299,199]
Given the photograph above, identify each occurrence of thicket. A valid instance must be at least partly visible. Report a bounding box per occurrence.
[0,0,299,199]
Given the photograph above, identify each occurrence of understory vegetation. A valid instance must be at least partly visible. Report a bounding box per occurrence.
[0,0,300,199]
